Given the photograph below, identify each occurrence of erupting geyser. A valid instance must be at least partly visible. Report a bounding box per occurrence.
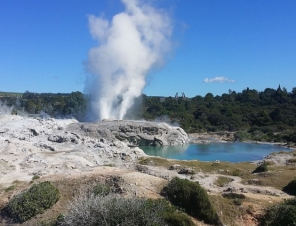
[85,0,172,121]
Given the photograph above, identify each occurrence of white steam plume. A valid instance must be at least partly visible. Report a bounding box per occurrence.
[85,0,172,121]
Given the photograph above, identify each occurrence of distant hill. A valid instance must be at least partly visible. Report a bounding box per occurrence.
[0,91,23,97]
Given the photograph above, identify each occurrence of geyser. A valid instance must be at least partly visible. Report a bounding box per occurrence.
[85,0,172,121]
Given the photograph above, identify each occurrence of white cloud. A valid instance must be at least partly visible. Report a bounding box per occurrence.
[203,76,235,83]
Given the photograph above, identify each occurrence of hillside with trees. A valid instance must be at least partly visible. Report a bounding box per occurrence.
[140,85,296,143]
[1,86,296,143]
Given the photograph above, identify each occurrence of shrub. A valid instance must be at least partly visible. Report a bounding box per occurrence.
[252,162,268,173]
[163,212,195,226]
[287,158,296,163]
[92,183,111,196]
[261,197,296,226]
[163,177,221,225]
[62,194,194,226]
[4,185,15,192]
[234,131,252,141]
[222,193,246,200]
[283,178,296,195]
[6,181,60,223]
[32,175,40,180]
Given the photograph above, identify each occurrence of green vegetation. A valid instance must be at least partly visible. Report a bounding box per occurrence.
[92,183,111,196]
[163,177,221,225]
[283,178,296,195]
[32,175,40,180]
[287,158,296,163]
[252,162,269,173]
[62,193,194,226]
[1,91,87,120]
[0,91,23,97]
[4,185,15,192]
[261,197,296,226]
[2,86,296,144]
[5,181,60,223]
[139,86,296,143]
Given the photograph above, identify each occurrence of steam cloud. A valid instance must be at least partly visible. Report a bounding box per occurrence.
[85,0,172,121]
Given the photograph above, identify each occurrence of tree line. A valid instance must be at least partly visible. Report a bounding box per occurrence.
[1,86,296,143]
[138,85,296,143]
[0,91,86,119]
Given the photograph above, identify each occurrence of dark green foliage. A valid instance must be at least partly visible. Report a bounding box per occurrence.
[4,91,87,119]
[164,177,221,225]
[222,193,246,200]
[6,181,60,223]
[62,193,194,226]
[283,178,296,195]
[234,131,252,141]
[92,183,111,196]
[163,212,195,226]
[3,86,296,142]
[261,198,296,226]
[141,87,296,141]
[252,162,268,173]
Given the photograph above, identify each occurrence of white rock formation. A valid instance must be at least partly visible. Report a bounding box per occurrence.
[0,115,188,184]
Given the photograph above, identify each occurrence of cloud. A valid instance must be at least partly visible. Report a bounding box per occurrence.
[203,76,235,83]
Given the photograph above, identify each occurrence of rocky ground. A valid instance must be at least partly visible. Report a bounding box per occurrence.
[0,115,295,226]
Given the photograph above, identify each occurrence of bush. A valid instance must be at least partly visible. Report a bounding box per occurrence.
[261,198,296,226]
[163,177,221,225]
[6,181,60,223]
[283,178,296,195]
[252,162,268,173]
[222,193,246,200]
[163,212,195,226]
[62,193,194,226]
[234,131,252,141]
[92,183,111,196]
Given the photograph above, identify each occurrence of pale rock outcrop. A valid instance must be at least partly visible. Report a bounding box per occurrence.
[67,120,189,147]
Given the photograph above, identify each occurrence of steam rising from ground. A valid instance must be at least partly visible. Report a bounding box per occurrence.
[85,0,172,121]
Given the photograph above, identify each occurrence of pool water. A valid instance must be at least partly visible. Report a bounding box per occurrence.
[140,142,290,162]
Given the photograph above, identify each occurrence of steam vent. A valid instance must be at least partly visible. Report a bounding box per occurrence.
[68,120,189,147]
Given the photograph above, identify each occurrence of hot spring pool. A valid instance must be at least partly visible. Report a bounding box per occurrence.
[140,142,291,162]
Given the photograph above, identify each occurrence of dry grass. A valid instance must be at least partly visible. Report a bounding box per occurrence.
[138,157,255,176]
[138,156,296,191]
[1,174,110,226]
[214,176,233,187]
[240,165,296,190]
[209,194,247,226]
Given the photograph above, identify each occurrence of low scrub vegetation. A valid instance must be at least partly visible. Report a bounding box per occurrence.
[163,177,221,225]
[287,158,296,163]
[261,197,296,226]
[252,162,268,173]
[283,178,296,195]
[62,193,194,226]
[5,181,60,223]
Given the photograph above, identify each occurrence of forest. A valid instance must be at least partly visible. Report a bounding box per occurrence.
[1,85,296,143]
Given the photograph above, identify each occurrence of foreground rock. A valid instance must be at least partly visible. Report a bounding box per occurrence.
[0,115,188,185]
[0,115,148,184]
[68,120,189,146]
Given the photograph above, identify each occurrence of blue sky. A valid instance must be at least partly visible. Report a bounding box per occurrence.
[0,0,295,97]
